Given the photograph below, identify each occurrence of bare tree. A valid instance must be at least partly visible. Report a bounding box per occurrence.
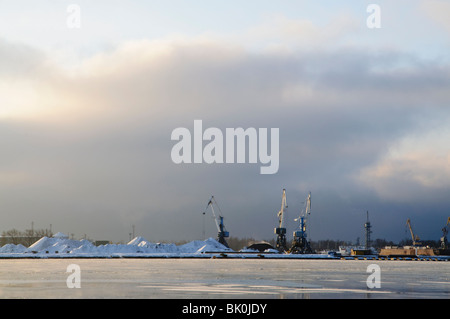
[1,229,22,245]
[1,228,53,246]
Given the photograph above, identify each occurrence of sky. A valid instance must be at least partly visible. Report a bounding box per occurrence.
[0,0,450,245]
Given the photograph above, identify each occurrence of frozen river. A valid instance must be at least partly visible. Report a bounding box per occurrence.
[0,258,448,299]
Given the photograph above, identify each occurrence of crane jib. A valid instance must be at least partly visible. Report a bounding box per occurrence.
[204,196,230,248]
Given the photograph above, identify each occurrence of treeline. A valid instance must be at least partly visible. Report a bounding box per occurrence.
[311,238,397,251]
[397,239,441,248]
[1,229,442,251]
[1,228,53,246]
[225,237,388,251]
[225,237,441,251]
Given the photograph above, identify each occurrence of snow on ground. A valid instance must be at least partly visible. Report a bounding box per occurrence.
[0,233,237,258]
[0,232,336,258]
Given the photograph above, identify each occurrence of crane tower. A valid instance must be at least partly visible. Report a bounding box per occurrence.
[289,192,313,254]
[406,218,421,246]
[204,196,230,248]
[274,189,288,252]
[440,217,450,249]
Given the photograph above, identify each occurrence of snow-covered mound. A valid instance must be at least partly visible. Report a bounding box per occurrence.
[26,233,95,254]
[0,243,27,253]
[0,233,232,257]
[179,238,233,253]
[0,234,342,258]
[127,236,148,245]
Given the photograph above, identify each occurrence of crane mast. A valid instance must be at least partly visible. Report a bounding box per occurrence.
[205,196,230,248]
[406,218,421,246]
[274,189,288,252]
[439,217,450,249]
[289,192,313,254]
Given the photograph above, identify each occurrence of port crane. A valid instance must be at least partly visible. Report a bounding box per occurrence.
[274,189,288,252]
[289,192,313,254]
[406,218,421,246]
[439,217,450,249]
[204,196,230,248]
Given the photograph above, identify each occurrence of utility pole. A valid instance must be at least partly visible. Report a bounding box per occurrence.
[364,211,372,250]
[202,211,206,240]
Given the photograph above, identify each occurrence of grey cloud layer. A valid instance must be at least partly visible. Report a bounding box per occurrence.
[1,37,449,242]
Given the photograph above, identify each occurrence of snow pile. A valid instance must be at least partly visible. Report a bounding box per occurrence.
[178,238,233,253]
[0,243,27,253]
[129,240,180,253]
[127,236,148,245]
[0,233,342,258]
[26,233,95,254]
[0,233,232,257]
[123,237,232,254]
